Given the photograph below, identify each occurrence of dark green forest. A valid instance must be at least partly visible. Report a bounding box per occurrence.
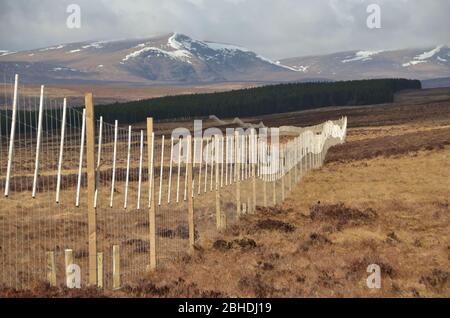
[94,78,421,124]
[0,78,421,134]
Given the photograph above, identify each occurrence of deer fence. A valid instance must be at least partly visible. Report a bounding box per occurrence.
[0,74,347,290]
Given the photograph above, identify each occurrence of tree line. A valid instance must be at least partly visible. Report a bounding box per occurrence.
[94,79,421,124]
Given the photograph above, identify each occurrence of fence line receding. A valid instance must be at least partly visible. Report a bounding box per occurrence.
[0,75,347,290]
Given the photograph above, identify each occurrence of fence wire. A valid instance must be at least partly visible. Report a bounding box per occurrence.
[0,75,347,290]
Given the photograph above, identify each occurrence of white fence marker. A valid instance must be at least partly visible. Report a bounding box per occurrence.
[167,137,174,203]
[56,98,67,203]
[137,130,144,210]
[110,120,118,208]
[148,132,155,208]
[176,137,182,203]
[158,135,165,206]
[32,85,45,198]
[124,126,132,209]
[204,137,209,193]
[184,137,189,201]
[93,116,103,208]
[4,74,19,197]
[197,137,203,195]
[75,109,86,207]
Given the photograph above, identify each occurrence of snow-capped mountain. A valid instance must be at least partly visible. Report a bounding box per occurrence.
[0,33,449,84]
[0,33,301,84]
[280,46,450,81]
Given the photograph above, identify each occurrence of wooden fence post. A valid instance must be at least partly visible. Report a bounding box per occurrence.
[272,178,276,206]
[46,251,56,287]
[146,118,157,271]
[186,135,196,253]
[113,245,120,290]
[263,179,267,207]
[64,249,74,288]
[97,253,103,289]
[85,93,97,286]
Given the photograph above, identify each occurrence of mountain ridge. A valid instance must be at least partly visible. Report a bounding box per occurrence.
[1,33,449,85]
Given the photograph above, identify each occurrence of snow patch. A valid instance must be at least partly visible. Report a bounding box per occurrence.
[0,50,16,57]
[283,64,309,72]
[402,60,426,67]
[122,46,192,63]
[415,46,443,60]
[255,55,306,72]
[122,47,155,61]
[81,41,108,49]
[403,46,444,67]
[52,67,77,72]
[204,41,250,52]
[342,50,383,63]
[39,45,65,52]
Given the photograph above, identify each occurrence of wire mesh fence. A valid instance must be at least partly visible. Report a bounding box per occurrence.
[0,75,347,290]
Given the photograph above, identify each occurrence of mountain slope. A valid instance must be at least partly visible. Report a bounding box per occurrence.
[0,33,301,84]
[280,46,450,81]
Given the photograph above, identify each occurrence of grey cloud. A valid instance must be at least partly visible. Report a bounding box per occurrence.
[0,0,449,59]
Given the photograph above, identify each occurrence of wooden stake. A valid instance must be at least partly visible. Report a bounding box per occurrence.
[112,245,120,290]
[97,252,103,289]
[46,251,56,287]
[281,147,285,201]
[273,179,276,206]
[263,179,267,207]
[146,118,157,271]
[64,249,74,288]
[85,93,97,286]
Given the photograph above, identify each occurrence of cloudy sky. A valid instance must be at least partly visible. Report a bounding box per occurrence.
[0,0,449,59]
